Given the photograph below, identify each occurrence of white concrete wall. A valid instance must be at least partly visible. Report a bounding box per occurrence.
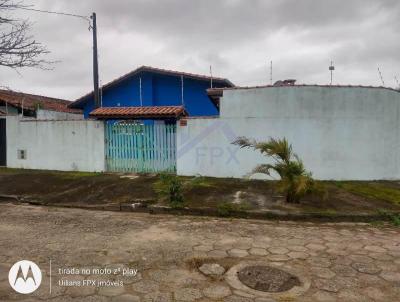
[36,109,84,120]
[6,116,105,172]
[177,86,400,180]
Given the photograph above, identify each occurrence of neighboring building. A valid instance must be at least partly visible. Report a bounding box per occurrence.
[177,84,400,180]
[68,66,234,120]
[0,89,83,120]
[0,109,5,166]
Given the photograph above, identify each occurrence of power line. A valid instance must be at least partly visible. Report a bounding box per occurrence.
[18,6,100,106]
[19,7,90,21]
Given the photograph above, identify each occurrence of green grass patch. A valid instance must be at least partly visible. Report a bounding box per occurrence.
[302,207,338,216]
[0,167,28,174]
[188,176,217,188]
[0,168,102,179]
[216,201,251,217]
[337,182,400,205]
[175,175,220,188]
[52,171,103,180]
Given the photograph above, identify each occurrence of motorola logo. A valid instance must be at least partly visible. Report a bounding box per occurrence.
[8,260,42,294]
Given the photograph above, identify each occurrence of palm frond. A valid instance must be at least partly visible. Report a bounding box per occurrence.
[251,164,275,176]
[254,137,292,162]
[232,136,257,149]
[294,175,312,195]
[276,177,291,193]
[272,162,287,178]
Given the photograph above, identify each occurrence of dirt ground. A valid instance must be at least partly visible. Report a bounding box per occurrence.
[0,169,399,215]
[0,203,399,301]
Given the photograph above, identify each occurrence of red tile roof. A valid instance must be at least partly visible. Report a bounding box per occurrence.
[0,89,82,114]
[89,106,187,119]
[69,65,234,108]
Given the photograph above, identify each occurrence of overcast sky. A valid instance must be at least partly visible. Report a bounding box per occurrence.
[1,0,399,101]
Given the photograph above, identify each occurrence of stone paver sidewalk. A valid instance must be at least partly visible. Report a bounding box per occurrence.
[0,203,399,301]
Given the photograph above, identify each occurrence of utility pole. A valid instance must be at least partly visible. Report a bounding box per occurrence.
[91,12,100,108]
[17,7,100,106]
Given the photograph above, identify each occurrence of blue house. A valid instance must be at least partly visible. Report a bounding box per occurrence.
[68,66,234,121]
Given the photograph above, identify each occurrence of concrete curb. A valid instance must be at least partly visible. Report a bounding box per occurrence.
[119,203,400,223]
[1,196,398,223]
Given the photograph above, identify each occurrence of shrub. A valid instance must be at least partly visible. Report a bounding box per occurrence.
[377,209,400,227]
[154,174,210,209]
[391,214,400,227]
[233,137,325,203]
[154,173,184,209]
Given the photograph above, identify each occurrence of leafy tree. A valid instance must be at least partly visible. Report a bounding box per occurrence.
[233,137,322,203]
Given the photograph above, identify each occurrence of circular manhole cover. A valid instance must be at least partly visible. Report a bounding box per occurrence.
[237,265,301,292]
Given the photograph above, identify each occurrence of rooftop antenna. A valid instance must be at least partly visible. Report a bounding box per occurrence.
[139,77,143,106]
[269,60,273,85]
[378,67,385,86]
[394,75,399,89]
[329,61,335,85]
[210,65,213,88]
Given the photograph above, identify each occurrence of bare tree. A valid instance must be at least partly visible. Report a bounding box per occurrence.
[0,0,50,70]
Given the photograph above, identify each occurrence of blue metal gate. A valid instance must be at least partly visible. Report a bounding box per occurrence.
[105,122,176,173]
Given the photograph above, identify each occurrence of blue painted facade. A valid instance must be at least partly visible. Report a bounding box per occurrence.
[72,68,232,119]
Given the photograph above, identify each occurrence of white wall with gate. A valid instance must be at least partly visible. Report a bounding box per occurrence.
[177,86,400,180]
[6,116,105,172]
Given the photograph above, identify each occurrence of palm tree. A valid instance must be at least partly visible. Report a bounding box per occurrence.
[233,137,316,203]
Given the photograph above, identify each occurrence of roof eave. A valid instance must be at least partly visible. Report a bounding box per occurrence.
[88,105,188,120]
[70,66,234,108]
[89,114,184,120]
